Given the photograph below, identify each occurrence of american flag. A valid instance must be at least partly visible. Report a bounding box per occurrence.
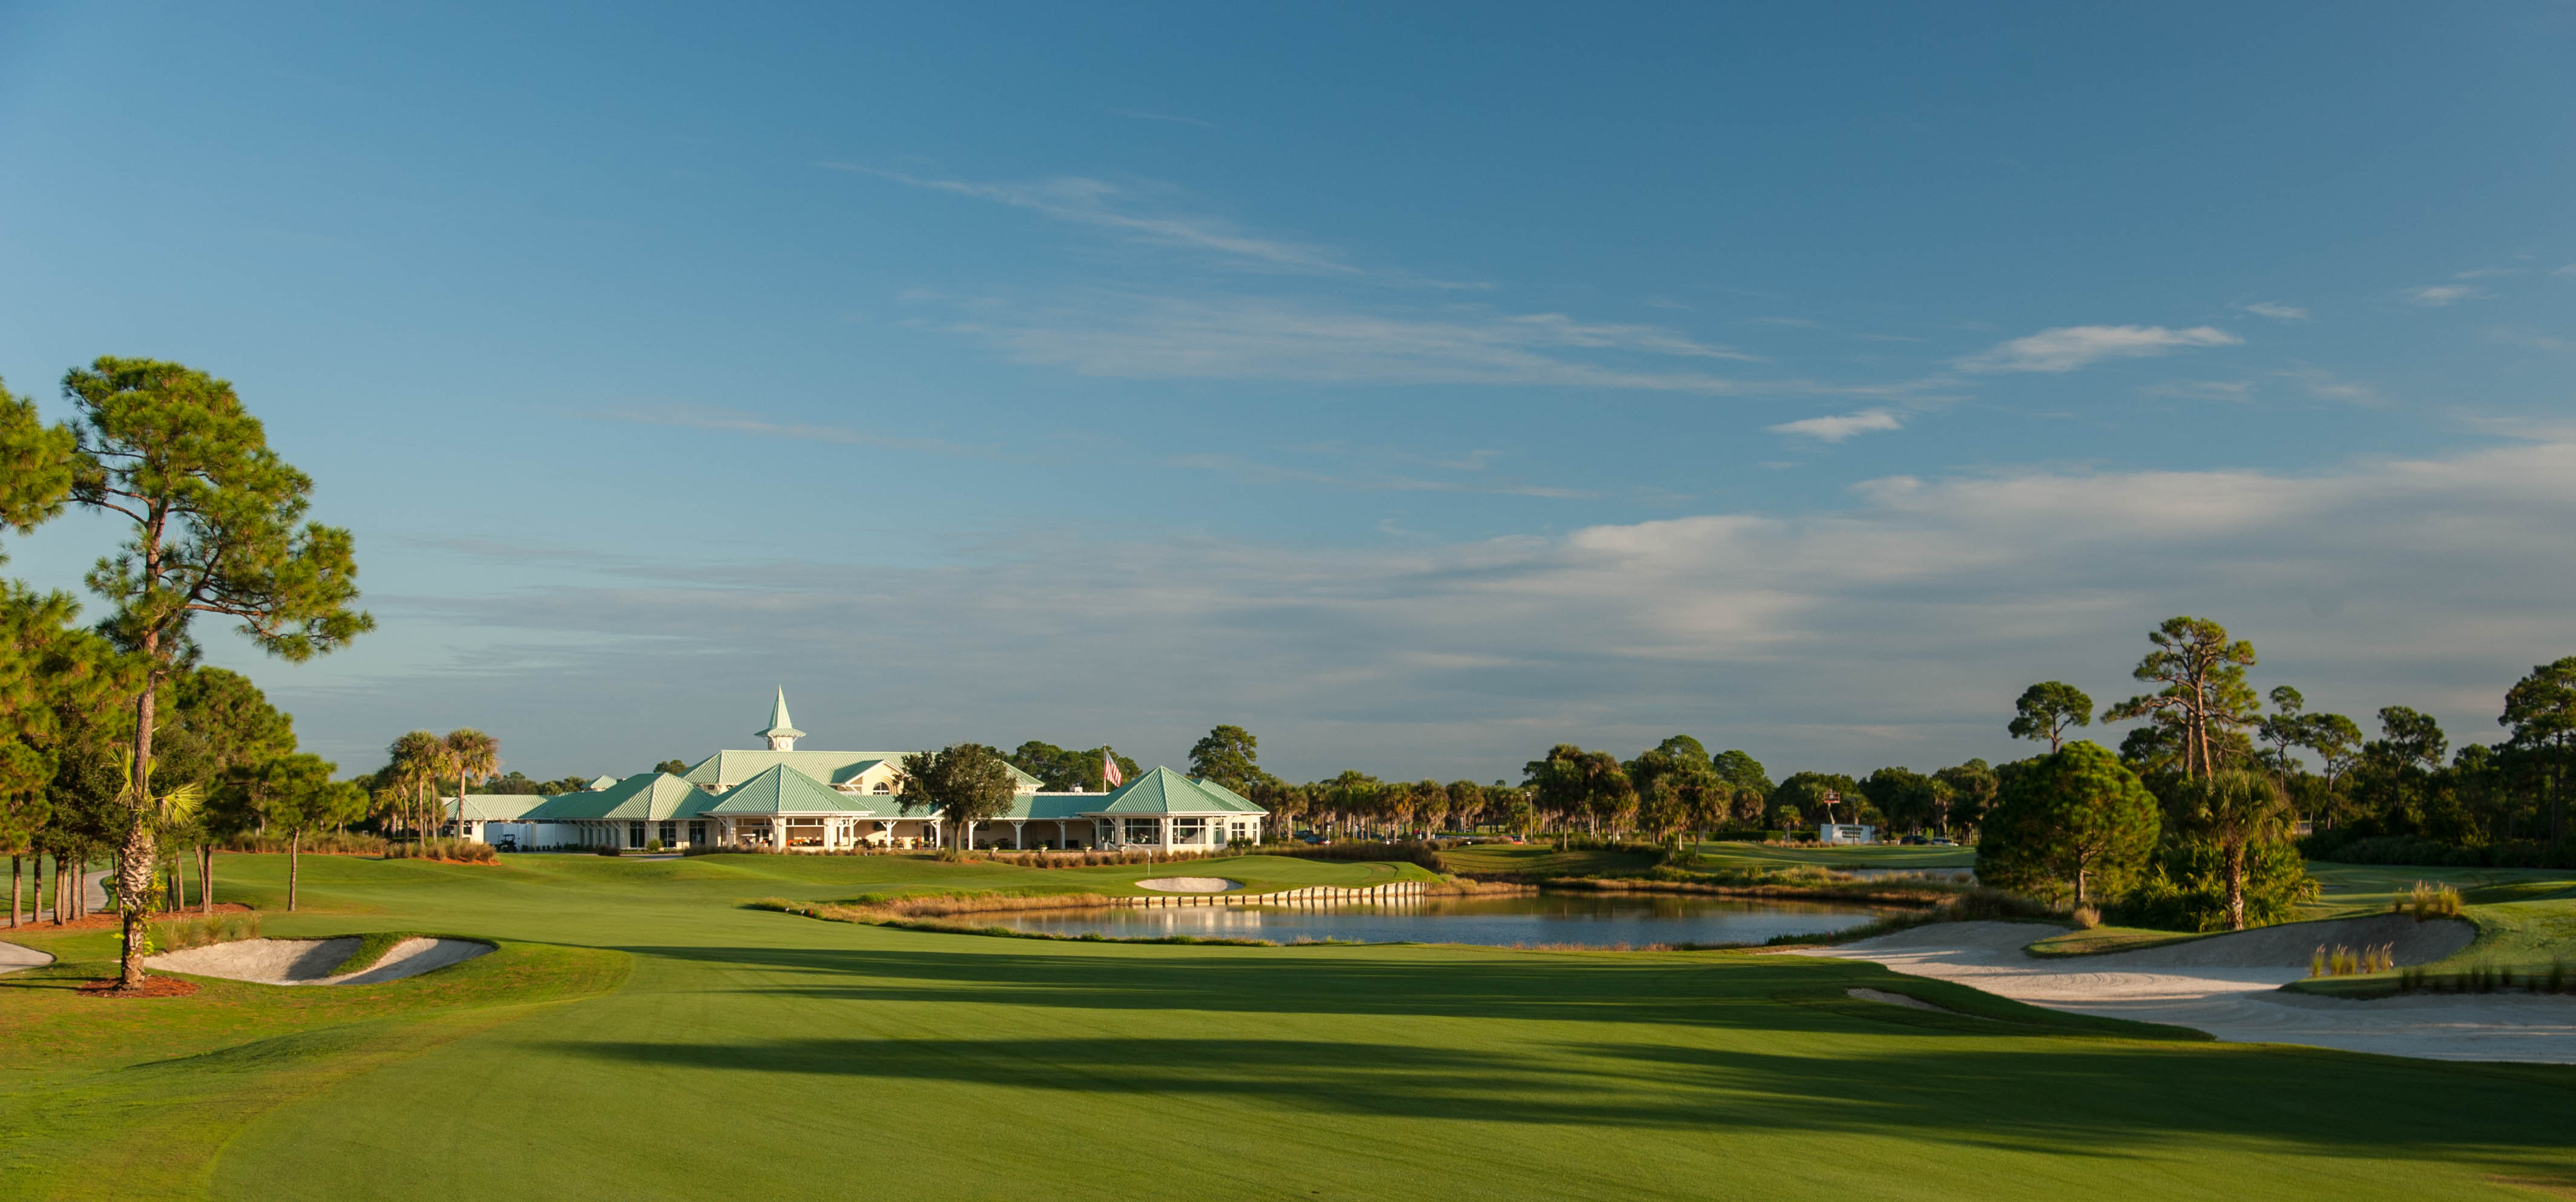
[1103,754,1125,787]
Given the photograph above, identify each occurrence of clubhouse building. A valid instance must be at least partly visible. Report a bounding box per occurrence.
[445,691,1267,853]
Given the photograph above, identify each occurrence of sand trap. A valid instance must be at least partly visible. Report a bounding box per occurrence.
[1848,987,1953,1013]
[1137,877,1240,893]
[145,937,491,985]
[1809,917,2576,1062]
[1,941,51,976]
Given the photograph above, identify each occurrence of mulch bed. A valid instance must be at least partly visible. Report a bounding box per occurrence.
[76,975,200,999]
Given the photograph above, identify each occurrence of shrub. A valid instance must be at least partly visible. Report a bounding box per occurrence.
[645,839,665,853]
[218,831,388,855]
[384,838,495,864]
[2071,906,2101,930]
[2112,839,2317,933]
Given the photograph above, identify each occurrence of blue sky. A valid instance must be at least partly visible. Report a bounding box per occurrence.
[3,2,2572,783]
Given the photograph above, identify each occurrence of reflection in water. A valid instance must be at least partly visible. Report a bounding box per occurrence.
[988,893,1892,948]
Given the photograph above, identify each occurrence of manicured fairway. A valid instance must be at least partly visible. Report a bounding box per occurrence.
[4,852,2572,1201]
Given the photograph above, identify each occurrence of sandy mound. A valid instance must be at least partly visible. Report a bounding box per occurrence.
[146,937,491,985]
[1809,918,2575,1063]
[1137,877,1240,893]
[1,941,52,976]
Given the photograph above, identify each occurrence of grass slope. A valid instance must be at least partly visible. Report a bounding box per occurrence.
[2,851,2571,1201]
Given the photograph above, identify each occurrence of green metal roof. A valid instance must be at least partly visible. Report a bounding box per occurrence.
[1089,767,1269,815]
[757,688,806,740]
[1003,793,1112,821]
[522,773,715,821]
[703,764,884,815]
[445,794,551,822]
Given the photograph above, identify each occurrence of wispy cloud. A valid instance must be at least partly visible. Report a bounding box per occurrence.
[356,439,2576,780]
[1168,452,1597,499]
[1106,108,1216,129]
[1955,325,2242,373]
[2273,369,2387,407]
[1768,410,1904,442]
[2407,284,2480,307]
[934,292,1824,394]
[2489,327,2576,354]
[2240,302,2308,321]
[830,165,1362,277]
[2452,267,2523,280]
[2142,379,2256,402]
[584,404,1005,458]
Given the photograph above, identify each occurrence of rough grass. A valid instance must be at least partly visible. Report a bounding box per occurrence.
[5,850,2575,1201]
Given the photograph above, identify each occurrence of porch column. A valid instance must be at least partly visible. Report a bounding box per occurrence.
[1013,821,1025,850]
[774,819,787,851]
[1160,816,1172,853]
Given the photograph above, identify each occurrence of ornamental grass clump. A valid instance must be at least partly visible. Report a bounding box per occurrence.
[151,912,260,951]
[2310,944,2397,977]
[2405,881,2463,920]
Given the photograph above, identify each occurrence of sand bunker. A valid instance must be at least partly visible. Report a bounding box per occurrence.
[1848,987,1953,1013]
[145,937,491,986]
[1,941,52,976]
[1137,877,1241,893]
[1811,917,2576,1062]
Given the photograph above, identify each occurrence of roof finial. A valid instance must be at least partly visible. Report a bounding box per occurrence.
[757,687,806,750]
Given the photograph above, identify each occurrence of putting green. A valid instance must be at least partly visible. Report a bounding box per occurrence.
[2,852,2570,1201]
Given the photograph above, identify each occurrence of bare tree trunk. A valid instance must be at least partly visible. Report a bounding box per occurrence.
[8,856,16,928]
[201,845,214,915]
[119,653,160,988]
[288,831,301,912]
[2225,842,2247,931]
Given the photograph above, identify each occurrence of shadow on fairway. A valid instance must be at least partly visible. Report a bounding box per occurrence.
[546,1030,2564,1166]
[612,941,1838,1028]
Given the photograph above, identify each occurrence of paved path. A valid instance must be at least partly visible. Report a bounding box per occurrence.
[1810,918,2576,1063]
[0,940,51,975]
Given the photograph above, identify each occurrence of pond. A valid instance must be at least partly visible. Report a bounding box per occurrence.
[986,892,1894,948]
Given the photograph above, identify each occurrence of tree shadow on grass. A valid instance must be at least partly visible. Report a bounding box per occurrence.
[545,1031,2574,1166]
[613,941,1858,1030]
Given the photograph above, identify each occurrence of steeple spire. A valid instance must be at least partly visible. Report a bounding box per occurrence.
[757,687,806,750]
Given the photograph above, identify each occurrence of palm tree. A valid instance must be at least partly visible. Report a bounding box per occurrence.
[387,731,442,844]
[2189,769,2292,931]
[442,729,500,842]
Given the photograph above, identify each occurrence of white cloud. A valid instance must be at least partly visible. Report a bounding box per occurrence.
[2408,284,2480,307]
[341,439,2576,781]
[1956,325,2242,373]
[1768,410,1904,442]
[2241,302,2308,321]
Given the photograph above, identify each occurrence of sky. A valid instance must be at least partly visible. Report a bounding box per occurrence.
[2,2,2573,784]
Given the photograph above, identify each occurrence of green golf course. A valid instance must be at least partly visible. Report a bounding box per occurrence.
[4,851,2572,1201]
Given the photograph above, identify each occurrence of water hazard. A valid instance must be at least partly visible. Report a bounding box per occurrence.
[987,892,1893,948]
